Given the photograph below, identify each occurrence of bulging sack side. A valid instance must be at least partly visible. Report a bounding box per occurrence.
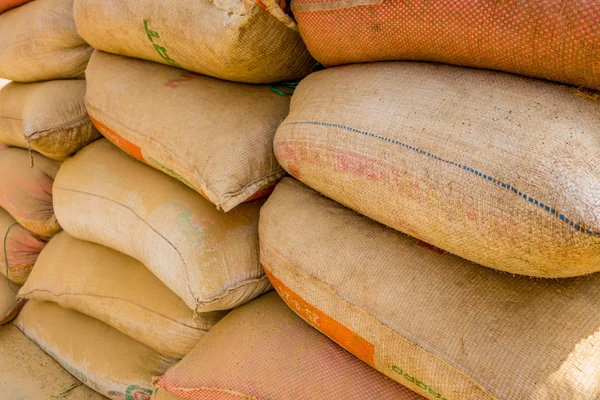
[73,0,315,84]
[155,291,423,400]
[260,178,600,400]
[275,62,600,278]
[0,208,47,285]
[293,0,600,90]
[0,147,61,237]
[0,0,93,82]
[15,300,173,399]
[85,51,287,211]
[0,80,100,160]
[53,139,271,312]
[19,232,226,359]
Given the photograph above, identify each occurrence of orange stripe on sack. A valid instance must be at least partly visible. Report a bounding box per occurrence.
[244,185,275,203]
[89,115,145,163]
[264,267,375,366]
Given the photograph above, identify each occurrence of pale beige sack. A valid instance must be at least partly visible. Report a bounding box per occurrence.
[0,147,62,237]
[275,62,600,278]
[73,0,314,84]
[85,51,287,211]
[19,232,226,359]
[0,280,22,325]
[0,0,93,82]
[54,139,270,312]
[154,291,423,400]
[0,80,100,160]
[0,208,48,285]
[260,178,600,400]
[15,300,173,399]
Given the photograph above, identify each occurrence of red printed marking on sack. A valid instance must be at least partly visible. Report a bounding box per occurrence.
[89,116,145,163]
[164,71,203,88]
[264,267,375,366]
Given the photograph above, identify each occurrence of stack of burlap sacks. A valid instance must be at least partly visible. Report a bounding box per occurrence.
[3,0,422,399]
[0,0,99,326]
[259,2,600,400]
[3,0,599,399]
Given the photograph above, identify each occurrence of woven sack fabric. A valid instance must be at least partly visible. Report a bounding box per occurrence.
[0,0,30,14]
[0,148,61,237]
[73,0,314,84]
[260,178,600,400]
[0,280,22,325]
[85,51,287,211]
[292,0,600,89]
[15,300,173,400]
[275,62,600,278]
[0,0,92,82]
[53,139,271,312]
[19,232,226,359]
[0,80,100,160]
[154,292,424,400]
[0,208,47,285]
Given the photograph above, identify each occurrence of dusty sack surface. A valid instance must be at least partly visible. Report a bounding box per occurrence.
[275,62,600,278]
[53,139,271,312]
[155,291,423,400]
[260,178,600,400]
[85,51,287,211]
[73,0,314,84]
[19,232,226,359]
[0,147,61,237]
[0,323,105,399]
[0,208,47,285]
[0,80,100,160]
[15,300,173,400]
[0,0,92,82]
[293,0,600,89]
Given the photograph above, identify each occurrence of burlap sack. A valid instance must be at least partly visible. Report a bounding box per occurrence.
[15,300,173,400]
[0,147,61,237]
[0,80,100,160]
[275,62,600,278]
[260,178,600,400]
[0,0,93,82]
[0,208,47,285]
[85,51,287,211]
[154,291,422,400]
[19,232,226,359]
[54,139,270,312]
[292,0,600,90]
[0,280,22,325]
[73,0,314,84]
[0,0,30,14]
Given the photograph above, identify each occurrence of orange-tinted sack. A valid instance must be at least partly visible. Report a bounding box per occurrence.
[293,0,600,89]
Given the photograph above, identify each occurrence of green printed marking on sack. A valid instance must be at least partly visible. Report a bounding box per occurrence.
[147,156,197,191]
[108,384,153,400]
[143,20,181,67]
[392,365,448,399]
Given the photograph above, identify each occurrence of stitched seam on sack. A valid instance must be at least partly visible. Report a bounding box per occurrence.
[0,115,90,139]
[88,105,224,207]
[263,243,498,399]
[53,186,200,307]
[282,120,600,237]
[18,289,204,331]
[196,275,271,308]
[219,168,286,199]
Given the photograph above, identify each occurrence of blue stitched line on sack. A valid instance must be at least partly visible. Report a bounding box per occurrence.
[283,120,599,237]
